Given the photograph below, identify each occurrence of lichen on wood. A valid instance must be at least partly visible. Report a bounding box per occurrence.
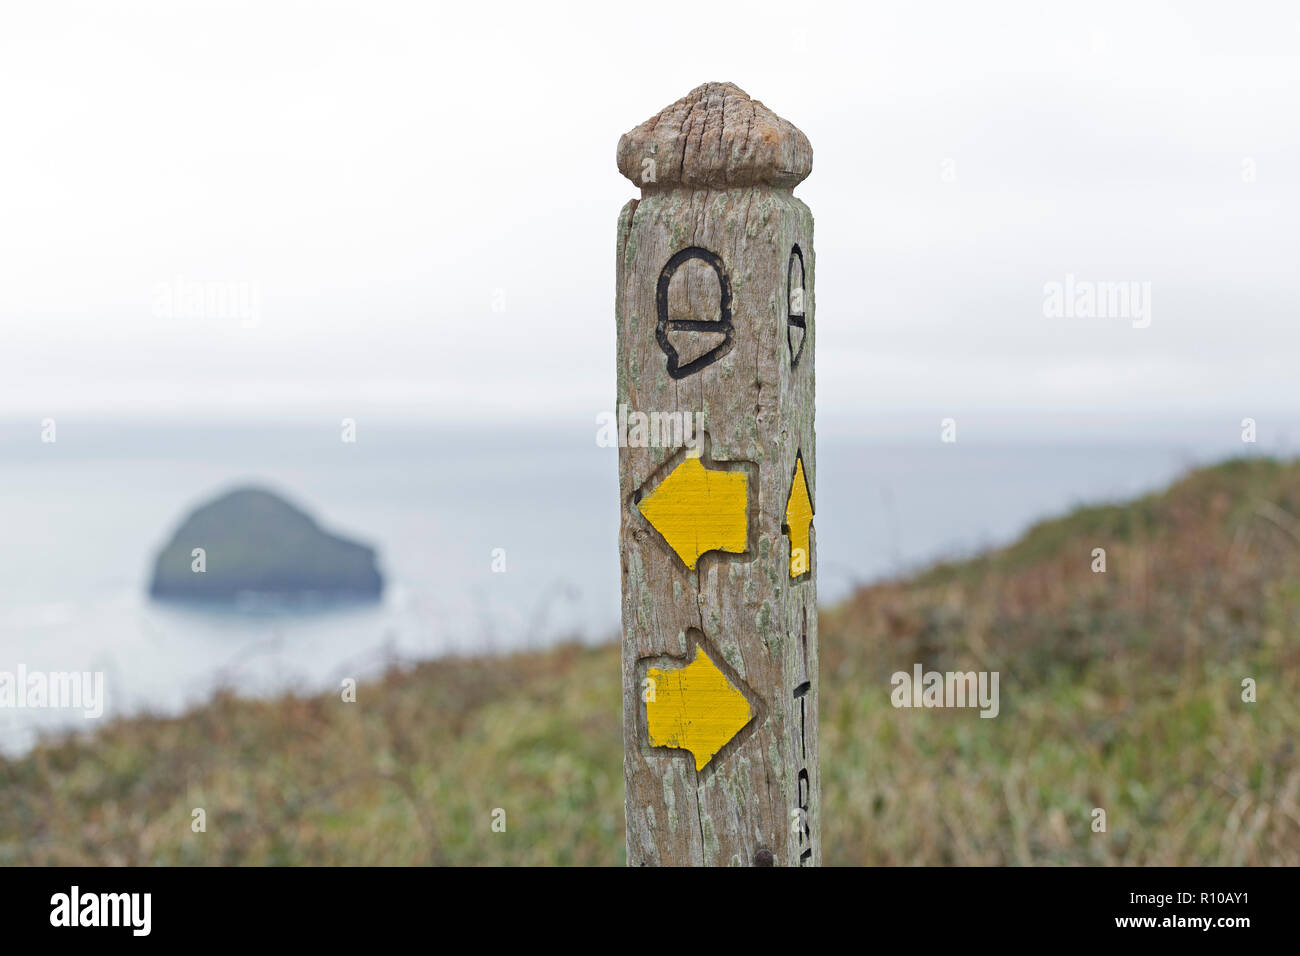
[616,82,820,866]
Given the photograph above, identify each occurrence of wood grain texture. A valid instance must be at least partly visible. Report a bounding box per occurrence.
[645,647,753,772]
[637,456,749,570]
[617,81,812,189]
[616,84,820,866]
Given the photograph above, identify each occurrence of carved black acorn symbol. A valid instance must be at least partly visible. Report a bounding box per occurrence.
[787,244,807,368]
[655,246,734,379]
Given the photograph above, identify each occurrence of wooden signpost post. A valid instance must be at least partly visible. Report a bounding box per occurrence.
[615,82,820,866]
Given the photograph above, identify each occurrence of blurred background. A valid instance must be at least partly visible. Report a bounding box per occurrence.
[0,0,1297,864]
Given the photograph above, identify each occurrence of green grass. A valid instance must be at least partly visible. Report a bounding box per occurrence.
[3,456,1299,864]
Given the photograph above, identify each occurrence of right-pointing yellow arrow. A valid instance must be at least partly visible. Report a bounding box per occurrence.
[646,647,752,771]
[637,457,748,570]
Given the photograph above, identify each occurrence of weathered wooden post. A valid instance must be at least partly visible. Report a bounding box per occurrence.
[615,82,819,866]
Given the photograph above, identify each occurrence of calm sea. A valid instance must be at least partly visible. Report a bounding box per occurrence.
[0,418,1254,753]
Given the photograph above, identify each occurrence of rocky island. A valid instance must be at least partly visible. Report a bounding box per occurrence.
[148,486,384,603]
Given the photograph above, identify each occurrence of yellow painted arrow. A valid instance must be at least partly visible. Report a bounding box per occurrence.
[785,455,813,578]
[646,647,752,771]
[637,457,747,570]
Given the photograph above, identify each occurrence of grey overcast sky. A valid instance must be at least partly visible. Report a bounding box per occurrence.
[1,0,1297,438]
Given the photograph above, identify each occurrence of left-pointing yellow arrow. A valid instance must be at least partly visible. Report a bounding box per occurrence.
[637,457,748,570]
[646,647,752,771]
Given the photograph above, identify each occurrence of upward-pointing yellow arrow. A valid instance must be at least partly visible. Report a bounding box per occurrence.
[646,647,753,771]
[637,457,748,570]
[785,454,813,578]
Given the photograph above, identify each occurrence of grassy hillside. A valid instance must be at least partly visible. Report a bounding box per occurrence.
[3,457,1299,865]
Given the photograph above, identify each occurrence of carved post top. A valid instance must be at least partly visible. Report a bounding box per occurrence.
[616,81,813,192]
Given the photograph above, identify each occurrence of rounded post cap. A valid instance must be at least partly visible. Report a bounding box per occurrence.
[617,82,812,190]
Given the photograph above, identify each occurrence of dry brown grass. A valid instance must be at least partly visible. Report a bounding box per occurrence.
[2,456,1297,864]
